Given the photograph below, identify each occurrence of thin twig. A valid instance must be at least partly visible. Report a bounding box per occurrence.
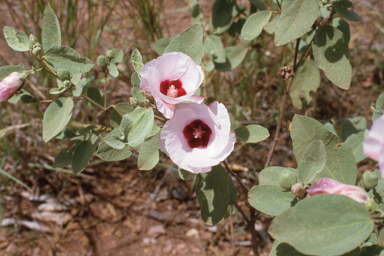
[249,208,259,256]
[293,38,301,71]
[234,203,250,224]
[296,37,314,70]
[223,160,249,191]
[103,71,108,109]
[154,115,166,122]
[82,95,107,112]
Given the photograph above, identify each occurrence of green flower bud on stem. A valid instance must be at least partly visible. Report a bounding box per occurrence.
[57,69,71,81]
[20,94,36,103]
[97,55,109,71]
[362,170,379,191]
[106,50,114,60]
[279,169,297,190]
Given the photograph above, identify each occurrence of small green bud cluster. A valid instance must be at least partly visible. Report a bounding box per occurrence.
[361,170,379,191]
[97,55,109,71]
[279,169,297,190]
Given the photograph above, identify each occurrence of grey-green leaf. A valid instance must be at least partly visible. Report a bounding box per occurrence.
[341,116,367,142]
[289,59,321,109]
[72,140,94,174]
[248,185,298,216]
[211,0,236,34]
[42,3,61,52]
[165,24,204,65]
[96,132,131,162]
[274,0,318,46]
[3,26,29,52]
[333,1,362,22]
[241,10,272,40]
[313,25,351,90]
[43,97,74,142]
[235,125,270,143]
[268,240,307,256]
[179,167,195,181]
[264,14,280,35]
[204,35,226,63]
[45,46,94,75]
[86,87,105,108]
[269,194,374,256]
[259,167,299,186]
[249,0,267,10]
[53,147,74,168]
[108,63,119,77]
[131,49,144,73]
[151,37,173,55]
[373,92,384,122]
[137,131,160,170]
[0,64,25,81]
[333,18,351,43]
[297,140,326,185]
[214,46,248,71]
[110,102,135,128]
[195,165,230,226]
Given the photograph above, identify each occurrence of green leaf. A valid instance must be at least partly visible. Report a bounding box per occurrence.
[0,197,4,224]
[289,59,321,109]
[333,18,351,43]
[214,46,248,71]
[228,176,237,205]
[313,25,351,90]
[204,35,226,63]
[96,131,131,161]
[241,10,272,40]
[120,107,154,147]
[359,246,383,256]
[137,131,160,170]
[45,46,94,75]
[368,180,384,211]
[103,128,126,150]
[341,116,367,142]
[165,24,204,65]
[195,165,230,226]
[191,4,203,25]
[259,167,299,186]
[235,125,270,143]
[333,1,362,22]
[42,3,61,51]
[297,140,326,185]
[248,185,297,216]
[3,26,29,52]
[43,97,74,142]
[86,87,105,108]
[72,140,94,174]
[249,0,267,10]
[269,194,374,256]
[131,72,146,102]
[108,63,119,77]
[131,49,144,73]
[150,37,173,55]
[264,14,280,35]
[72,78,87,97]
[274,0,318,46]
[0,64,25,81]
[291,115,357,185]
[53,147,74,168]
[110,49,124,64]
[373,92,384,122]
[8,90,33,104]
[110,102,135,128]
[345,130,367,163]
[269,240,307,256]
[178,167,195,181]
[211,0,236,34]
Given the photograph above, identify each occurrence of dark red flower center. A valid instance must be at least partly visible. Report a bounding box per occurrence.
[160,79,186,98]
[183,119,212,148]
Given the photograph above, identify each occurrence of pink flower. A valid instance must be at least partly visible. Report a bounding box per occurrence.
[0,72,24,102]
[159,101,236,174]
[307,178,370,204]
[140,52,204,119]
[363,114,384,178]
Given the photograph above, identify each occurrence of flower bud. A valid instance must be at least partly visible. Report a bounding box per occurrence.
[97,55,109,70]
[32,43,42,56]
[106,50,114,60]
[63,80,72,89]
[307,178,370,205]
[279,169,297,190]
[0,72,24,102]
[362,171,379,191]
[129,97,138,107]
[57,69,71,82]
[291,183,305,197]
[29,34,37,50]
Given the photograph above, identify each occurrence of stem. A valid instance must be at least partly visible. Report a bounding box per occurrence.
[264,38,300,169]
[234,203,250,224]
[154,115,166,122]
[249,208,259,256]
[37,100,53,103]
[82,95,107,112]
[296,37,314,70]
[293,38,301,71]
[104,71,108,109]
[223,160,249,191]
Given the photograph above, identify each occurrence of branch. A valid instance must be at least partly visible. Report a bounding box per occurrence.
[223,160,249,191]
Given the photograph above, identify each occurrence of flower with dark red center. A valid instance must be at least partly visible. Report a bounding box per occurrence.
[140,52,204,119]
[159,102,236,174]
[0,72,24,102]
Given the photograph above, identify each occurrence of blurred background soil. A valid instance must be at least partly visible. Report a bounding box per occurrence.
[0,0,383,255]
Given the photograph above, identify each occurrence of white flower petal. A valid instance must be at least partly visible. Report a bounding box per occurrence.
[364,114,384,161]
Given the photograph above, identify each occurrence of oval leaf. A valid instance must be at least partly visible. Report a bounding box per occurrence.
[248,185,298,216]
[333,1,362,21]
[42,3,61,51]
[235,125,270,143]
[204,35,226,63]
[137,131,160,170]
[214,46,248,71]
[259,167,299,186]
[297,140,326,185]
[241,10,272,40]
[96,133,131,162]
[269,194,374,256]
[3,26,29,52]
[43,97,74,142]
[72,141,94,174]
[274,0,318,46]
[165,24,204,65]
[150,37,173,55]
